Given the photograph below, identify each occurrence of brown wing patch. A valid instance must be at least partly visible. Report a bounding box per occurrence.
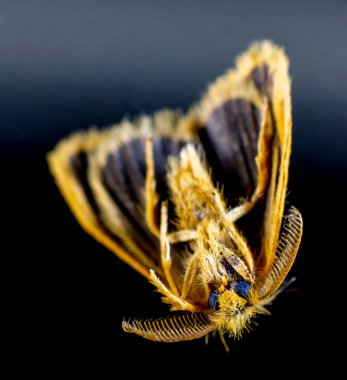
[47,130,155,280]
[199,99,261,203]
[251,63,273,95]
[95,137,191,272]
[48,111,195,282]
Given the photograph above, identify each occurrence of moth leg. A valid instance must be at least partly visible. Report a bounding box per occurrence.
[167,229,198,244]
[213,191,227,216]
[221,243,254,283]
[213,184,250,224]
[160,201,180,296]
[145,137,160,237]
[227,224,255,275]
[226,202,254,223]
[219,331,230,353]
[149,269,197,312]
[180,253,209,303]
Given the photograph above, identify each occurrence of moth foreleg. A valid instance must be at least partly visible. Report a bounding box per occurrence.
[226,202,254,223]
[149,269,196,311]
[160,201,180,296]
[167,229,198,244]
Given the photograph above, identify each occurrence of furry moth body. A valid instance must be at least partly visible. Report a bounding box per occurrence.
[48,41,303,343]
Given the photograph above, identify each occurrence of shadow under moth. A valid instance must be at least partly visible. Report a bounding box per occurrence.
[48,41,303,347]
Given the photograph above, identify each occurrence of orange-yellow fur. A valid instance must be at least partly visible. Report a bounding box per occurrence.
[48,41,303,344]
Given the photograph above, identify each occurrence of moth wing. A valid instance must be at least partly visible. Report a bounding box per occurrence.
[192,43,272,207]
[192,41,295,279]
[47,128,155,280]
[241,42,295,279]
[47,111,195,283]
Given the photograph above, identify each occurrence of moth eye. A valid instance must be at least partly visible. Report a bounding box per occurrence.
[208,289,220,310]
[233,281,251,299]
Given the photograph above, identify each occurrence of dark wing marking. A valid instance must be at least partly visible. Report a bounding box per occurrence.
[199,99,261,203]
[47,131,155,280]
[98,137,190,271]
[48,112,195,282]
[70,151,100,214]
[252,63,273,95]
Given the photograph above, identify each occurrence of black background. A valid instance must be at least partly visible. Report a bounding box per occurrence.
[2,1,345,375]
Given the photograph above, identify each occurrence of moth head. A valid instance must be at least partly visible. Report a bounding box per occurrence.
[205,205,303,338]
[207,278,269,338]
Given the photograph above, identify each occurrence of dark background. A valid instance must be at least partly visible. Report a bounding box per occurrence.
[2,0,345,375]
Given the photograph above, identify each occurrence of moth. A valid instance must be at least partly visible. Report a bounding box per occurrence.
[48,41,303,345]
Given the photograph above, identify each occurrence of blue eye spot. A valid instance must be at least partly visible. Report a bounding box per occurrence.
[208,289,220,310]
[234,281,251,298]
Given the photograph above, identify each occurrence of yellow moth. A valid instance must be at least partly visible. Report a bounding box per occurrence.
[47,41,303,346]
